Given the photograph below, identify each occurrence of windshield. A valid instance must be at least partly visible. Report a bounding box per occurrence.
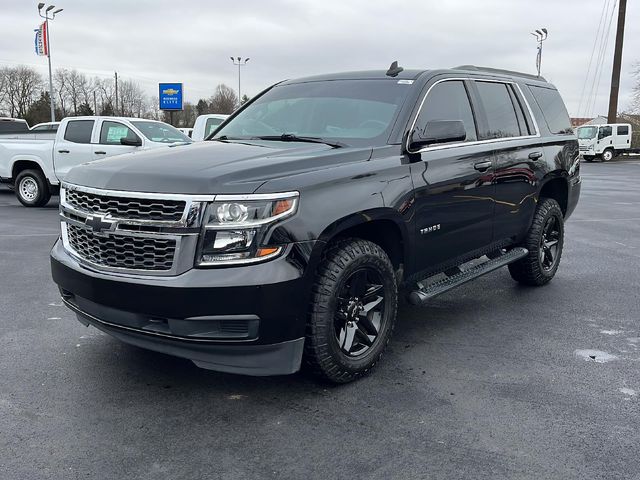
[131,121,192,143]
[214,79,411,147]
[577,126,597,140]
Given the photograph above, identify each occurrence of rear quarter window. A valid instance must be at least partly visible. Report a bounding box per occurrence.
[0,121,29,134]
[528,85,572,135]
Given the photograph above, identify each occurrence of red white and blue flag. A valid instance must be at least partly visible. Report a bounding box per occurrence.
[34,22,48,56]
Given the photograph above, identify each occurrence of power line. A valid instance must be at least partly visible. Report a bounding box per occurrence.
[588,0,617,117]
[577,0,609,117]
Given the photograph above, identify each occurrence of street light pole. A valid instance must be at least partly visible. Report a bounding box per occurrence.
[38,3,62,122]
[530,28,548,77]
[230,57,250,106]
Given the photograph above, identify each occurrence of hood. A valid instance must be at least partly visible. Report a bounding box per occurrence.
[64,140,373,194]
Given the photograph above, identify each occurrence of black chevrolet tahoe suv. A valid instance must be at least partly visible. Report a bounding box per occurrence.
[51,64,580,383]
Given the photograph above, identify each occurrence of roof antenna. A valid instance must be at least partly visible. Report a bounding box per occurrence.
[386,61,403,77]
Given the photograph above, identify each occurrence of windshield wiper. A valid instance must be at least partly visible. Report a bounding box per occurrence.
[252,134,346,148]
[211,135,248,142]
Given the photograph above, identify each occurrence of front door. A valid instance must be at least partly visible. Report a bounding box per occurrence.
[92,120,141,160]
[409,79,494,273]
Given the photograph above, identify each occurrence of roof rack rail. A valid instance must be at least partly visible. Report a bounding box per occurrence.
[454,65,546,82]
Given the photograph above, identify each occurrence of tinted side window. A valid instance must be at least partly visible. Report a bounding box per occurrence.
[528,85,572,134]
[617,125,629,135]
[100,121,140,145]
[64,120,94,143]
[415,80,477,142]
[475,81,521,139]
[599,126,612,139]
[0,121,29,133]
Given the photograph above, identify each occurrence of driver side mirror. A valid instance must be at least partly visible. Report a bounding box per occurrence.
[409,120,466,151]
[120,137,142,147]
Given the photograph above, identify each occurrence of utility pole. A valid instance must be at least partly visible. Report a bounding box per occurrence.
[530,28,548,77]
[230,57,250,106]
[114,71,119,116]
[93,90,97,115]
[607,0,627,123]
[37,3,63,122]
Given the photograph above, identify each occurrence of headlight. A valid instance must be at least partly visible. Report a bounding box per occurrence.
[196,192,299,266]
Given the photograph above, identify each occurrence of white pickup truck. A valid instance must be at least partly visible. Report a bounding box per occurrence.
[0,116,191,207]
[191,114,229,141]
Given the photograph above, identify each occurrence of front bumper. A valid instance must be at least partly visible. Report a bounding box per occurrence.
[50,238,319,375]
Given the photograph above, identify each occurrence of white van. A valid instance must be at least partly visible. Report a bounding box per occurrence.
[578,123,632,162]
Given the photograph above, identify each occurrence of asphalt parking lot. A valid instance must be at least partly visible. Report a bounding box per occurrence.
[1,160,639,480]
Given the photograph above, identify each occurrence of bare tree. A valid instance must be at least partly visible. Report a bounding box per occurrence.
[630,62,640,114]
[66,69,89,115]
[0,67,9,115]
[3,66,42,118]
[118,79,147,117]
[94,77,116,115]
[53,68,69,116]
[209,84,238,114]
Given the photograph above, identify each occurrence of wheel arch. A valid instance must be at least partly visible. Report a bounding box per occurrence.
[11,157,49,182]
[311,208,410,280]
[538,173,569,216]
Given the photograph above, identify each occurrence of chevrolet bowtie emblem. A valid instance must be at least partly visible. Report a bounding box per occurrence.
[85,215,115,234]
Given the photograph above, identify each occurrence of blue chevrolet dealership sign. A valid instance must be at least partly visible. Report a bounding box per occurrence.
[159,83,183,111]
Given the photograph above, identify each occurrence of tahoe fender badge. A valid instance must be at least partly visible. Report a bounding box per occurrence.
[420,224,441,235]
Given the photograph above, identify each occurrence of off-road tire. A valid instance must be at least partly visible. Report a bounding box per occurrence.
[15,169,51,207]
[304,238,398,383]
[508,198,564,286]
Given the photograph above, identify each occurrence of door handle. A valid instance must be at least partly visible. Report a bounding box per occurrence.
[528,151,543,160]
[58,149,70,154]
[94,151,107,155]
[474,161,492,172]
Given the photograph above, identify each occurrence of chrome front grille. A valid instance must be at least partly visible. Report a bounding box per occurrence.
[67,224,176,271]
[65,188,185,221]
[60,183,212,276]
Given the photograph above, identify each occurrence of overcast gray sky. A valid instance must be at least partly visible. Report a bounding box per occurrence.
[1,0,638,117]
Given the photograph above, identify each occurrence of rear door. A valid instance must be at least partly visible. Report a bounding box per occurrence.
[410,78,495,272]
[53,119,96,180]
[92,120,142,160]
[472,80,540,243]
[614,124,630,150]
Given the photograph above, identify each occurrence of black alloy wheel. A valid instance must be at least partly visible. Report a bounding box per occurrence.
[334,267,386,358]
[539,215,561,272]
